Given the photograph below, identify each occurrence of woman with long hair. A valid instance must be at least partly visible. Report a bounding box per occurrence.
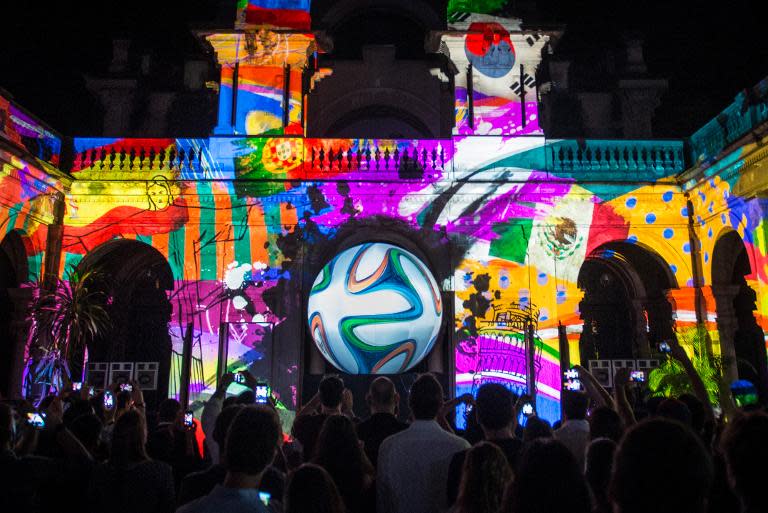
[452,442,512,513]
[312,414,375,513]
[285,464,346,513]
[87,409,175,513]
[504,438,592,513]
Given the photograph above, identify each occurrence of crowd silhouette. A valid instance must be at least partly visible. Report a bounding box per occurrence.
[1,333,766,513]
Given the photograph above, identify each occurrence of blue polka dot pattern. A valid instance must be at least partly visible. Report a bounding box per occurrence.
[646,213,656,224]
[663,228,674,239]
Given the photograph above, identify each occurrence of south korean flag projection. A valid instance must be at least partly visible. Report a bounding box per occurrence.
[307,243,443,374]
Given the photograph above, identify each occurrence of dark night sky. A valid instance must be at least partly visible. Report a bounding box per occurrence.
[0,0,764,137]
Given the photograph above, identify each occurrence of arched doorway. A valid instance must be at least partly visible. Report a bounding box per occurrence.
[77,239,174,404]
[0,231,29,397]
[577,241,677,362]
[712,230,768,401]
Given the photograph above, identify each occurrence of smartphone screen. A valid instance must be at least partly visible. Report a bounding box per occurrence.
[659,341,671,353]
[522,402,534,416]
[258,491,271,507]
[234,373,246,384]
[255,384,269,404]
[563,369,582,391]
[184,411,194,427]
[630,370,645,382]
[119,383,133,392]
[26,412,46,428]
[72,382,82,391]
[104,391,114,409]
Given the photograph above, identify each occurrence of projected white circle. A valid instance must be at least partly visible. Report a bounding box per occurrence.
[307,242,443,374]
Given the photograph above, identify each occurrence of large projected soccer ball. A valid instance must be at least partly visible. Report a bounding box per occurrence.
[307,242,443,374]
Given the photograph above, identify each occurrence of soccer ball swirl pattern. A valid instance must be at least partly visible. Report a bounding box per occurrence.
[307,243,443,374]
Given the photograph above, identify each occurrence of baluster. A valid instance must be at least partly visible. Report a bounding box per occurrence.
[128,148,137,172]
[93,148,103,171]
[318,148,325,172]
[392,147,400,170]
[110,148,120,171]
[188,148,197,173]
[73,151,83,172]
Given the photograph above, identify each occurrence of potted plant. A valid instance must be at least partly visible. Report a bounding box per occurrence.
[25,266,111,397]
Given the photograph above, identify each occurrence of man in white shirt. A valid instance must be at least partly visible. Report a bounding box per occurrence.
[554,390,591,471]
[377,374,470,513]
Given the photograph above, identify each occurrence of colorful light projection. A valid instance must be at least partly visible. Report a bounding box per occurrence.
[443,19,546,136]
[216,65,304,136]
[58,132,723,425]
[0,96,61,166]
[307,242,443,374]
[236,0,312,30]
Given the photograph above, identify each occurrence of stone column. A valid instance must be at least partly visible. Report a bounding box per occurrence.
[712,285,741,386]
[631,298,652,358]
[6,287,33,399]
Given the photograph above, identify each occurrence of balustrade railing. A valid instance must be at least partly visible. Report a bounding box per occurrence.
[548,139,685,176]
[69,136,688,179]
[71,141,205,174]
[688,76,768,164]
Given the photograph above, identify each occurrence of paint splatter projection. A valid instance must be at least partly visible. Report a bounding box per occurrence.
[2,9,767,426]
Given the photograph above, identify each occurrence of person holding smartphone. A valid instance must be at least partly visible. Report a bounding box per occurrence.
[446,383,523,508]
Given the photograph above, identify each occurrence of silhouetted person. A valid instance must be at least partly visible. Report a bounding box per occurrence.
[177,405,243,506]
[177,405,282,513]
[88,409,175,513]
[313,414,375,513]
[610,418,713,513]
[452,442,512,513]
[720,412,768,513]
[285,464,345,513]
[522,416,552,444]
[0,402,55,510]
[447,383,522,505]
[503,438,592,513]
[178,404,284,507]
[588,406,623,442]
[292,375,345,461]
[356,376,407,467]
[585,438,617,513]
[554,390,590,470]
[656,398,692,426]
[378,374,470,513]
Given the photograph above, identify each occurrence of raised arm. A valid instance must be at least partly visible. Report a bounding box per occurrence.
[45,397,93,462]
[438,393,474,433]
[613,368,637,427]
[573,365,614,408]
[668,334,716,425]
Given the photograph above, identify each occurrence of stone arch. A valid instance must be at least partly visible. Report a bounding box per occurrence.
[0,230,30,397]
[577,241,678,363]
[711,229,768,401]
[293,216,457,415]
[77,239,174,404]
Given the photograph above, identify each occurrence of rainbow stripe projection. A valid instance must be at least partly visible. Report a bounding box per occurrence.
[2,5,768,425]
[236,0,311,30]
